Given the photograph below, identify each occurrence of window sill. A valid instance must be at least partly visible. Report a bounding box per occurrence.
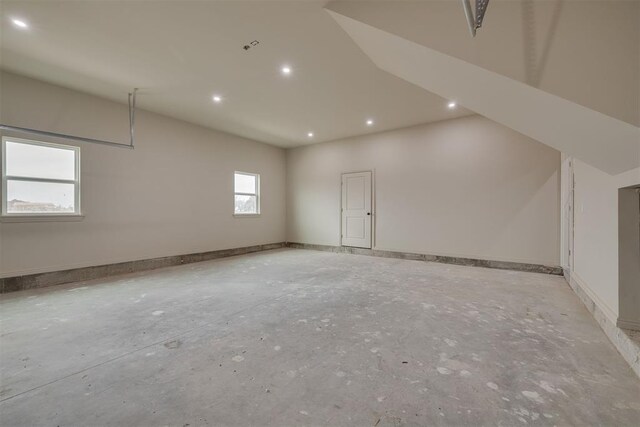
[0,214,85,223]
[233,213,261,218]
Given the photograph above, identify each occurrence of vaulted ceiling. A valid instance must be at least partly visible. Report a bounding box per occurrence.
[326,0,640,174]
[1,0,638,163]
[328,0,640,128]
[0,0,470,148]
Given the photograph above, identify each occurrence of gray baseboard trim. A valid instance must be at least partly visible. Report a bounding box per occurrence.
[563,270,640,378]
[285,242,563,275]
[617,319,640,331]
[0,242,286,294]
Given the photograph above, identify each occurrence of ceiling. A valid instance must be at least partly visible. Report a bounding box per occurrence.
[0,1,471,148]
[328,9,640,174]
[327,0,640,128]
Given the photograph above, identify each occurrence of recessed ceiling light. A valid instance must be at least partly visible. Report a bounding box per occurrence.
[307,132,314,138]
[11,18,28,29]
[281,66,292,75]
[448,102,457,109]
[366,119,374,126]
[212,95,222,103]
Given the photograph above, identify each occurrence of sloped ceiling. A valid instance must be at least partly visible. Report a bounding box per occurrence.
[327,0,640,128]
[1,0,638,164]
[327,1,640,174]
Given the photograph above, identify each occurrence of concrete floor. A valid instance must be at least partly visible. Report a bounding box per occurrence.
[1,248,639,426]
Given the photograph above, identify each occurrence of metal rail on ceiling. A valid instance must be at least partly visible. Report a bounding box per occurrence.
[462,0,490,38]
[0,88,138,149]
[462,0,477,37]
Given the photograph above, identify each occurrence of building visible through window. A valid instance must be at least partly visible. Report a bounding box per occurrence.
[2,137,80,216]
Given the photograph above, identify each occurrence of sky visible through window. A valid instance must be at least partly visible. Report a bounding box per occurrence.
[234,173,256,194]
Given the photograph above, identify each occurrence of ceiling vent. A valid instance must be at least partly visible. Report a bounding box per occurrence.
[243,40,260,51]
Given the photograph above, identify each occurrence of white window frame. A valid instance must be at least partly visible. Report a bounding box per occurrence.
[1,136,82,221]
[233,171,260,216]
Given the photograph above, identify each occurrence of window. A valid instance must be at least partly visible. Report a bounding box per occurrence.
[2,137,80,217]
[234,171,259,215]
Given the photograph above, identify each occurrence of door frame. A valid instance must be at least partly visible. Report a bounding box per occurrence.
[568,159,575,271]
[340,170,375,249]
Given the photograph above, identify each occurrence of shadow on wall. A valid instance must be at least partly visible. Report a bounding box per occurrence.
[521,0,564,87]
[435,132,561,263]
[618,186,640,331]
[477,160,560,262]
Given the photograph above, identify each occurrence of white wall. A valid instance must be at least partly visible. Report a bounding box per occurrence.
[287,115,561,266]
[571,161,620,319]
[0,72,286,277]
[562,157,640,324]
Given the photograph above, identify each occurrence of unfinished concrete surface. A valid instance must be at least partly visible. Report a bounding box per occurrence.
[1,249,639,426]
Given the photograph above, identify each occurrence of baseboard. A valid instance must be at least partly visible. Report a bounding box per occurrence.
[566,271,618,325]
[286,242,563,275]
[563,270,640,378]
[617,319,640,331]
[0,242,286,294]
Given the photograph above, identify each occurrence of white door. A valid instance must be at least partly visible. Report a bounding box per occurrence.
[341,171,372,248]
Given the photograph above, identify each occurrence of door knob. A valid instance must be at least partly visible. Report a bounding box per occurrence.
[367,212,371,215]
